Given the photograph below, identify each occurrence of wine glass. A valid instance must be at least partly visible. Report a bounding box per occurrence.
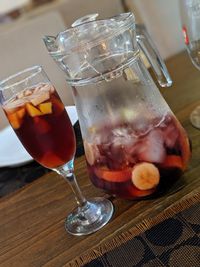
[0,66,113,236]
[179,0,200,129]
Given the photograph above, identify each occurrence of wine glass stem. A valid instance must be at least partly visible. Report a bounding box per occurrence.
[64,172,86,207]
[55,160,86,207]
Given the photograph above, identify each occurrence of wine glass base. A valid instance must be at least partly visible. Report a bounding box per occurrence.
[190,105,200,129]
[65,197,114,236]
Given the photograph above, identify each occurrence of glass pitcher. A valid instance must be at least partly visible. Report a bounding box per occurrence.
[43,13,191,199]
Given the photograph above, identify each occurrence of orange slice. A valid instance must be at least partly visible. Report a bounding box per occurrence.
[162,155,183,170]
[17,108,26,119]
[175,120,191,170]
[129,186,155,198]
[84,141,96,165]
[131,162,160,190]
[180,134,191,170]
[26,103,42,117]
[7,112,21,129]
[39,102,52,114]
[95,167,131,183]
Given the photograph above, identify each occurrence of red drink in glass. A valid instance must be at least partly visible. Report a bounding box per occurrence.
[0,65,114,236]
[3,83,76,168]
[84,114,191,199]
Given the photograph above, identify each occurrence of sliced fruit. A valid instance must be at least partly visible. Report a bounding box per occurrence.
[17,108,26,119]
[94,167,131,183]
[162,155,183,170]
[131,162,160,190]
[128,186,155,198]
[39,102,52,115]
[7,112,21,129]
[26,103,42,117]
[175,121,191,170]
[84,141,96,165]
[30,92,50,106]
[4,98,25,114]
[180,134,191,170]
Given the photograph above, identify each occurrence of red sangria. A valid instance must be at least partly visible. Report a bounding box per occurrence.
[84,114,191,199]
[3,83,76,168]
[0,66,114,236]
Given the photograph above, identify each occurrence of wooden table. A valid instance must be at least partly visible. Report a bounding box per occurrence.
[0,51,200,267]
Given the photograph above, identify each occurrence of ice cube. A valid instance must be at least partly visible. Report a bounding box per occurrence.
[164,121,179,148]
[133,117,151,136]
[24,89,33,96]
[41,83,54,92]
[111,126,137,151]
[84,140,100,165]
[137,129,166,163]
[17,91,25,99]
[4,98,26,113]
[112,127,130,137]
[30,92,50,106]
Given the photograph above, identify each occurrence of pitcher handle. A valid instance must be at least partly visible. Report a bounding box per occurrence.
[136,24,172,87]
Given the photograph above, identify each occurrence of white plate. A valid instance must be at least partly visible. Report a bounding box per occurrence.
[0,106,78,168]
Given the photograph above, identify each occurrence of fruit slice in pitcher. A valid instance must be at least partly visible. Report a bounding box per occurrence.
[94,167,131,183]
[174,120,191,170]
[131,162,160,190]
[162,155,183,170]
[128,186,155,198]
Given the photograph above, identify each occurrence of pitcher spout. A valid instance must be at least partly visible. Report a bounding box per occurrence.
[43,35,58,53]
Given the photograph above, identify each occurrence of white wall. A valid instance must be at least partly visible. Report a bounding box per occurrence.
[126,0,185,58]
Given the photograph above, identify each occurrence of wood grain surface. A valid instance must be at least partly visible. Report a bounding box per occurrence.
[0,51,200,267]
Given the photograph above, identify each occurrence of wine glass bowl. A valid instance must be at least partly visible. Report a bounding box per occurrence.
[179,0,200,129]
[0,66,113,235]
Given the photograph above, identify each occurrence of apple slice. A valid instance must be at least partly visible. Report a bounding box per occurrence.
[26,103,42,117]
[94,167,131,183]
[39,102,52,115]
[131,162,160,190]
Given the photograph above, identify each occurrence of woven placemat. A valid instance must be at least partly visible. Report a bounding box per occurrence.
[69,190,200,267]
